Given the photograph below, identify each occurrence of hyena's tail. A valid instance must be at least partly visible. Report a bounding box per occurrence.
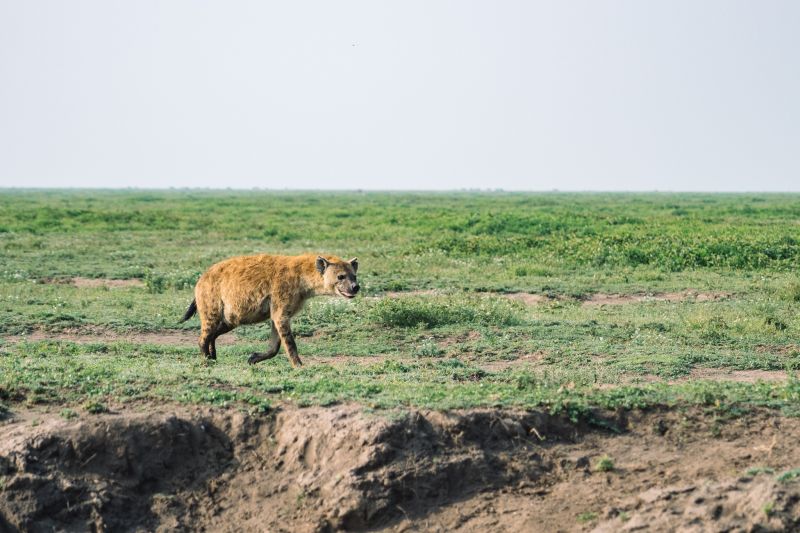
[180,299,197,323]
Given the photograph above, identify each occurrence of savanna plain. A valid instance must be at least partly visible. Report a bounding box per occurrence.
[2,190,800,532]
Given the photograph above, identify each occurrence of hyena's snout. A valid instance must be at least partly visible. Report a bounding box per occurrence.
[337,279,359,299]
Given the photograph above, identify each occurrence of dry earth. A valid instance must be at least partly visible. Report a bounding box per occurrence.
[2,404,800,532]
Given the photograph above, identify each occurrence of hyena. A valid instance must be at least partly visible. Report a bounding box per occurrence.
[180,254,359,367]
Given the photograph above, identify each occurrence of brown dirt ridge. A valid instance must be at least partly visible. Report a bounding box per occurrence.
[2,404,800,532]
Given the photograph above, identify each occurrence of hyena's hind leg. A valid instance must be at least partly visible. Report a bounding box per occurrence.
[209,323,233,359]
[247,321,281,365]
[199,328,214,360]
[199,317,228,361]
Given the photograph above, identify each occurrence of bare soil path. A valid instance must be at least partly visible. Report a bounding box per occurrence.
[5,329,789,382]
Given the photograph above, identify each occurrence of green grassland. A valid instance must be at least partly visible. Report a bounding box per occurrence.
[1,190,799,418]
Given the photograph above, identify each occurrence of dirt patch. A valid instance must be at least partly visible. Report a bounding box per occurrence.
[684,368,788,383]
[2,405,800,532]
[37,277,145,288]
[4,329,228,347]
[756,344,800,355]
[436,330,483,349]
[478,351,549,372]
[371,289,731,308]
[379,289,443,298]
[593,476,796,532]
[70,277,145,288]
[592,369,787,387]
[504,292,555,305]
[581,290,729,306]
[310,355,388,367]
[2,331,393,367]
[498,290,730,307]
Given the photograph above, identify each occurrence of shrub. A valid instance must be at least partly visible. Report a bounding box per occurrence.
[412,341,444,357]
[780,281,800,302]
[83,400,108,414]
[595,456,615,472]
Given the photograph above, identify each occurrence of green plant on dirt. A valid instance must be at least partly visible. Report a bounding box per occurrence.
[595,456,615,472]
[776,469,800,483]
[60,408,78,420]
[746,467,775,476]
[83,400,108,414]
[412,340,445,358]
[780,280,800,302]
[295,490,308,509]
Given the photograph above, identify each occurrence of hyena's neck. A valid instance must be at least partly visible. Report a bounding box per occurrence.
[299,256,326,296]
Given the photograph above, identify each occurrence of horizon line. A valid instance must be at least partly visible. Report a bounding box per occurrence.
[2,186,800,194]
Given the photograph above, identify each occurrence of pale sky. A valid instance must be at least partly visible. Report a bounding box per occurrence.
[1,1,798,191]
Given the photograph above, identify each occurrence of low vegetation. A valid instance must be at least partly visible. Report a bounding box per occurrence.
[1,191,799,417]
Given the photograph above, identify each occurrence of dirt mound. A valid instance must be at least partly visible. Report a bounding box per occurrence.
[2,405,800,532]
[0,406,570,532]
[0,411,235,532]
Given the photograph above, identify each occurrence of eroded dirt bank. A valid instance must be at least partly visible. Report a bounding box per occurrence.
[1,404,799,532]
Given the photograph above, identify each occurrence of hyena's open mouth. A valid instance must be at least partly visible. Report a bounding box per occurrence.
[337,288,357,299]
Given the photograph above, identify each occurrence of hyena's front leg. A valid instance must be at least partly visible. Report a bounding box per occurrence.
[274,314,303,368]
[247,320,281,365]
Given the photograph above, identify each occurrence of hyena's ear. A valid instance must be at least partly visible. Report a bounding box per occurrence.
[316,256,330,275]
[349,257,358,273]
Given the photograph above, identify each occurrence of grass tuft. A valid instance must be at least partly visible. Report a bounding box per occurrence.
[595,456,615,472]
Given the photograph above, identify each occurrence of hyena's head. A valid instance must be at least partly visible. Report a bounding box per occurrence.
[316,256,360,298]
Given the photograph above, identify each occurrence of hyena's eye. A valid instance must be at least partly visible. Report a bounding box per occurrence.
[337,274,346,280]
